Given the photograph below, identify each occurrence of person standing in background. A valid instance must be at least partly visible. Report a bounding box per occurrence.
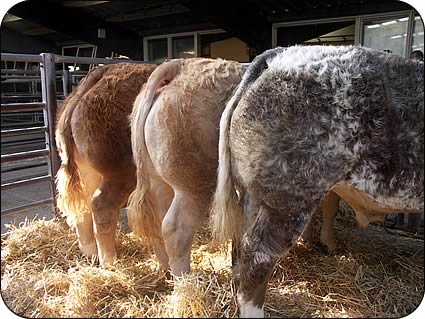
[410,50,424,61]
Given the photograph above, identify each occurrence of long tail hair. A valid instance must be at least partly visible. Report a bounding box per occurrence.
[127,59,181,240]
[210,47,286,243]
[55,66,108,224]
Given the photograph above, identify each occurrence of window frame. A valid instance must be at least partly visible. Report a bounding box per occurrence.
[143,29,226,62]
[271,10,419,58]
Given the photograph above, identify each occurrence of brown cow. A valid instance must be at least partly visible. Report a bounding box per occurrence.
[128,58,243,275]
[55,62,156,266]
[302,190,388,252]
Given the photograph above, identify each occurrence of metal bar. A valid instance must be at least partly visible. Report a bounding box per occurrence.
[405,11,415,58]
[1,198,54,216]
[2,74,63,79]
[1,102,46,112]
[1,76,42,80]
[54,55,154,65]
[1,161,47,174]
[167,37,172,59]
[1,53,42,63]
[272,25,277,48]
[2,137,44,147]
[1,175,51,191]
[1,95,43,99]
[194,32,199,57]
[1,149,49,163]
[1,69,40,74]
[1,126,47,137]
[2,112,44,119]
[62,70,71,97]
[40,53,60,215]
[2,79,41,84]
[63,71,88,75]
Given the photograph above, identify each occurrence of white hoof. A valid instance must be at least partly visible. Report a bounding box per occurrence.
[98,251,117,267]
[79,240,97,257]
[238,293,264,318]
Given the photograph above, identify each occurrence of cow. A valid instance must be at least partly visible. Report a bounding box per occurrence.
[301,189,388,252]
[127,58,243,275]
[55,62,156,266]
[211,45,424,317]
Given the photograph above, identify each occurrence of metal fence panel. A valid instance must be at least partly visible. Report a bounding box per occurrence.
[1,52,155,218]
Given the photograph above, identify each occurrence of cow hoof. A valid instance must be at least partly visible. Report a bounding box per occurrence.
[99,252,117,267]
[315,240,337,254]
[79,240,97,257]
[164,269,173,280]
[320,236,336,254]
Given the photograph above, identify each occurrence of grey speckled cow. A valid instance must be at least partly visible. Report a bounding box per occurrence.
[211,45,424,317]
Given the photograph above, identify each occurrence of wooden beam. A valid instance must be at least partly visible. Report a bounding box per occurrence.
[106,4,190,22]
[22,27,56,36]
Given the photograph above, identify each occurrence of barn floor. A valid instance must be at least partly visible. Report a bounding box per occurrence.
[1,208,424,318]
[1,157,53,234]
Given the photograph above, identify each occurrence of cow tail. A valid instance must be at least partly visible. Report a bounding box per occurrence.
[55,66,108,225]
[127,59,181,241]
[211,47,286,244]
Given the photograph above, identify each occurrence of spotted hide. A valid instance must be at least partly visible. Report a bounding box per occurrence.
[211,45,424,317]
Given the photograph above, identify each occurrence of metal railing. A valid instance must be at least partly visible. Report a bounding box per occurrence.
[1,53,152,217]
[1,53,57,216]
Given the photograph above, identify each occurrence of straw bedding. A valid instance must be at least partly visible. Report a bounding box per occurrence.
[1,207,423,318]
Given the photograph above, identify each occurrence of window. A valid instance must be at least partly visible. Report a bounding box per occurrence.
[146,34,196,62]
[276,21,355,47]
[148,38,168,63]
[362,16,409,56]
[61,44,97,71]
[272,10,424,59]
[172,36,195,58]
[145,30,251,62]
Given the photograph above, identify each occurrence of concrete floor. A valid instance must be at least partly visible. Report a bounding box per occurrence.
[1,183,130,234]
[1,157,54,234]
[1,159,130,234]
[1,181,54,234]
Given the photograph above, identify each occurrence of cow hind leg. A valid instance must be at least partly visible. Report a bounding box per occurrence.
[301,218,313,244]
[75,210,97,257]
[161,191,204,276]
[319,191,340,252]
[231,240,241,276]
[238,200,314,318]
[91,177,134,266]
[74,158,102,257]
[232,192,259,277]
[149,177,174,270]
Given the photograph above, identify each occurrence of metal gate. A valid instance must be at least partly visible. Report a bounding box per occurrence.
[1,53,149,218]
[2,53,59,216]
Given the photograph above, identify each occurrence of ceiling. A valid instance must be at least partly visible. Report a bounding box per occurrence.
[1,0,414,58]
